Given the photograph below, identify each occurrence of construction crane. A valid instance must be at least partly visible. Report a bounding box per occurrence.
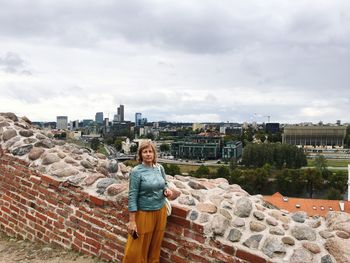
[264,115,271,123]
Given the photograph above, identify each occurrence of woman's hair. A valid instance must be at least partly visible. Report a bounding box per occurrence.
[137,141,158,164]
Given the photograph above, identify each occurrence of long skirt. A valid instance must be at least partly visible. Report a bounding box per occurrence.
[122,205,167,263]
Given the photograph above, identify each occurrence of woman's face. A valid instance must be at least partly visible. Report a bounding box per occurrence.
[141,146,154,165]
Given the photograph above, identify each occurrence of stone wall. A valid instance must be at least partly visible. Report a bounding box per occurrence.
[1,113,350,263]
[0,148,268,263]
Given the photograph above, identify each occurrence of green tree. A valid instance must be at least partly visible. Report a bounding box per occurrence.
[114,138,123,151]
[130,144,138,154]
[313,154,330,178]
[160,143,170,152]
[303,168,323,198]
[215,166,230,179]
[163,163,181,176]
[327,171,347,194]
[326,188,343,200]
[90,138,100,151]
[195,165,210,178]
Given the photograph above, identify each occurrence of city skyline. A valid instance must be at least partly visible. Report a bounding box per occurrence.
[1,1,350,123]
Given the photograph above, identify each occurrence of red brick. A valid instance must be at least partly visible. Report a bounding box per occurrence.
[41,174,61,187]
[192,222,204,234]
[211,250,236,263]
[162,240,178,251]
[171,205,190,218]
[184,229,206,244]
[170,254,188,263]
[168,216,190,228]
[236,249,267,263]
[90,195,105,207]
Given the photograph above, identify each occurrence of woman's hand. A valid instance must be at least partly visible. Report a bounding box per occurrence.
[164,188,173,199]
[127,221,137,235]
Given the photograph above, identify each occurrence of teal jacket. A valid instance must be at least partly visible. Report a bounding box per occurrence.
[128,163,168,212]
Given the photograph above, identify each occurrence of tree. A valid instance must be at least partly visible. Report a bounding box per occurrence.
[326,188,343,200]
[114,138,123,151]
[313,154,329,178]
[303,168,323,198]
[195,165,210,178]
[130,144,138,154]
[163,163,181,176]
[215,166,230,179]
[160,143,170,152]
[90,138,100,151]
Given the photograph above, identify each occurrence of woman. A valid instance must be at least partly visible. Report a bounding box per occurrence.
[123,141,172,263]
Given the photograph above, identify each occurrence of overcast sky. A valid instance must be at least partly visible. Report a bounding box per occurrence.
[1,0,350,124]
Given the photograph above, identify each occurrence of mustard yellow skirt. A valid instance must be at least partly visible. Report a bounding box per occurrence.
[122,205,167,263]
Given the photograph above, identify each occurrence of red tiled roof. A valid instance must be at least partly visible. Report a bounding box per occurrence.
[263,192,350,217]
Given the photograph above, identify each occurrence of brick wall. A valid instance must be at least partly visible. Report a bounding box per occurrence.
[0,148,270,263]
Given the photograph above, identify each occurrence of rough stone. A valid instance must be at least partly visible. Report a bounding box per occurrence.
[253,211,265,221]
[321,254,334,263]
[36,134,47,140]
[308,219,321,228]
[209,195,224,207]
[19,130,34,137]
[324,238,350,263]
[0,121,10,128]
[227,228,242,242]
[196,202,217,214]
[302,242,321,254]
[57,152,66,159]
[188,180,207,190]
[2,129,17,141]
[292,211,307,223]
[34,139,55,149]
[106,183,127,196]
[53,139,65,146]
[81,160,94,169]
[11,144,33,156]
[250,220,267,232]
[198,213,210,223]
[189,210,199,221]
[42,153,60,165]
[261,236,286,258]
[178,196,196,206]
[290,248,313,263]
[96,153,107,159]
[210,215,230,236]
[243,234,263,249]
[4,136,20,148]
[66,174,87,185]
[234,197,252,218]
[319,230,334,239]
[269,227,284,235]
[291,226,316,241]
[23,138,37,144]
[233,217,245,227]
[174,175,190,182]
[173,181,187,189]
[282,236,295,246]
[96,178,118,194]
[53,167,80,178]
[336,231,350,239]
[0,112,18,121]
[83,174,105,186]
[28,148,45,160]
[266,217,278,226]
[190,190,206,202]
[220,208,232,220]
[107,160,119,173]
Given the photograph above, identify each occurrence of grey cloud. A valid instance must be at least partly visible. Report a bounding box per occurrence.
[0,52,31,75]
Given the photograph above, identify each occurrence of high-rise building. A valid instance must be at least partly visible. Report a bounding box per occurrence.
[117,105,124,122]
[135,113,142,126]
[56,116,68,130]
[95,112,104,124]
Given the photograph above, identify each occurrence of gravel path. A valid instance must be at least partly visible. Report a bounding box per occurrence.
[0,231,105,263]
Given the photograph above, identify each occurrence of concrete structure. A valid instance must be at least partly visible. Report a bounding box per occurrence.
[171,135,223,160]
[117,104,124,122]
[95,112,103,124]
[222,141,243,160]
[265,123,280,134]
[192,123,206,131]
[135,112,142,126]
[56,116,68,130]
[283,125,346,147]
